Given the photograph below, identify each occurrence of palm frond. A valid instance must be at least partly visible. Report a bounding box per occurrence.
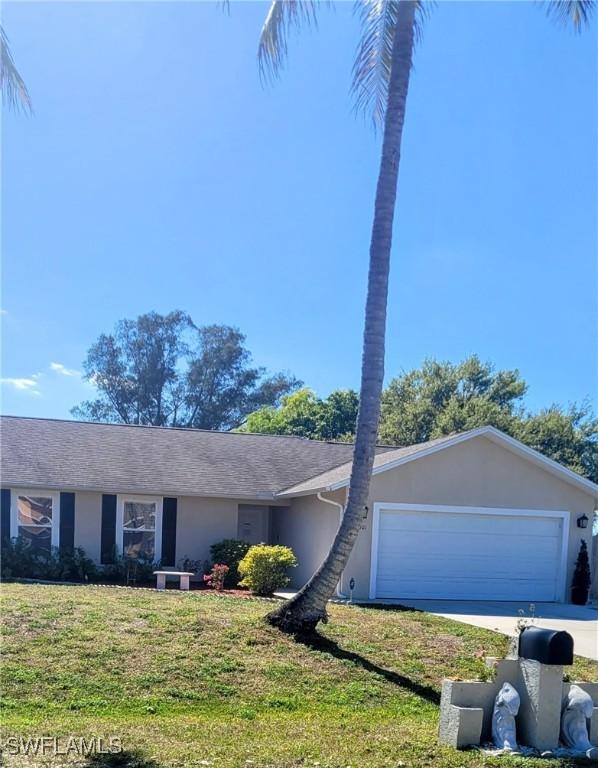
[351,0,430,128]
[543,0,595,30]
[1,26,31,113]
[258,0,319,81]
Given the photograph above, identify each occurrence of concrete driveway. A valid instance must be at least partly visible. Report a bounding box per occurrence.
[394,600,598,661]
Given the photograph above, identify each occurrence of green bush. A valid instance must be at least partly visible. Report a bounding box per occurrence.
[571,540,592,605]
[238,544,297,596]
[209,539,251,587]
[0,538,97,582]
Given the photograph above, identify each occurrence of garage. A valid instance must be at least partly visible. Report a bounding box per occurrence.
[371,503,568,601]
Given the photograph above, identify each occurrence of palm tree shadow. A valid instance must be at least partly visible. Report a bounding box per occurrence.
[297,631,441,706]
[84,751,161,768]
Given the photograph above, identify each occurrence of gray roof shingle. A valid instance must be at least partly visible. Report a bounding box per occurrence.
[0,416,394,499]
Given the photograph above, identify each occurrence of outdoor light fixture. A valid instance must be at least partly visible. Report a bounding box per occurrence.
[577,514,589,529]
[363,505,369,519]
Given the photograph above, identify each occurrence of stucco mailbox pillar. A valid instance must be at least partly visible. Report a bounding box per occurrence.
[516,659,563,751]
[515,627,574,751]
[439,627,598,755]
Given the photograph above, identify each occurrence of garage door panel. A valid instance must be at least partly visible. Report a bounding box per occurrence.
[379,511,559,537]
[377,532,559,561]
[374,506,563,601]
[376,579,557,601]
[377,552,557,579]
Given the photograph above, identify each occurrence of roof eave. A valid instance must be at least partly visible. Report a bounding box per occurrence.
[276,426,598,502]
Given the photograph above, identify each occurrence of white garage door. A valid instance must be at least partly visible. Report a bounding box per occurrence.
[373,505,565,601]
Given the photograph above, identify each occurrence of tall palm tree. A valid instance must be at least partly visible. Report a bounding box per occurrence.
[260,0,595,635]
[1,25,31,112]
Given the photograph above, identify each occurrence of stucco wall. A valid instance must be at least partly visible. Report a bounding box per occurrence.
[274,490,344,590]
[71,492,276,567]
[175,496,240,567]
[288,436,596,601]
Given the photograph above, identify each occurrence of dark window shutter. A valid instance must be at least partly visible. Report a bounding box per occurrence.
[59,492,75,554]
[101,494,117,564]
[1,488,11,545]
[161,497,177,567]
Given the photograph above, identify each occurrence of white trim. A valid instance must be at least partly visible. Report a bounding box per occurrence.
[10,488,61,548]
[280,426,598,500]
[368,502,570,602]
[368,501,382,600]
[116,494,163,561]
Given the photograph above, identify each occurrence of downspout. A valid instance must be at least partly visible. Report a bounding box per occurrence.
[317,491,349,599]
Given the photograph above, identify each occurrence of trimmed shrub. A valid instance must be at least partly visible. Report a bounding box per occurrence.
[209,539,251,587]
[238,544,297,596]
[571,540,591,605]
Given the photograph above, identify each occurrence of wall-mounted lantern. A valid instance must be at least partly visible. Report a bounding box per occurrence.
[363,505,369,519]
[577,514,589,529]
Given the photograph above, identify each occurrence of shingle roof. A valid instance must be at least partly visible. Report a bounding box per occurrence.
[277,432,474,496]
[0,416,394,499]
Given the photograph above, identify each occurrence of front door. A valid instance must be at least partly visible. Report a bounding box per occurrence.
[237,505,269,545]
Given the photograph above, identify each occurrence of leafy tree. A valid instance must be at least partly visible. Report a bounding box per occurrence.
[239,388,358,442]
[379,357,597,483]
[379,356,526,446]
[514,403,598,484]
[72,311,300,430]
[242,356,597,483]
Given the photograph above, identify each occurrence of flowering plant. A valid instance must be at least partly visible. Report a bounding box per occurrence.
[203,563,229,591]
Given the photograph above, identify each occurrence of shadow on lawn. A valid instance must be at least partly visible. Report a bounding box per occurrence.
[84,751,161,768]
[298,631,441,706]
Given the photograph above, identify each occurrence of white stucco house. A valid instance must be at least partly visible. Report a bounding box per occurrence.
[1,415,596,603]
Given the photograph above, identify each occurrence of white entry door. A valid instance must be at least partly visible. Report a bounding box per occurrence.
[371,504,567,601]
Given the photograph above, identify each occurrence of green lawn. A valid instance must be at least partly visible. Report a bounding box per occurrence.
[1,583,596,768]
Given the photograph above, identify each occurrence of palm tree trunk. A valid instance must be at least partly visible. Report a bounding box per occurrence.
[267,0,417,634]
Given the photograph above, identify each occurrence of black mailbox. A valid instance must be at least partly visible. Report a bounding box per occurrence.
[518,626,574,665]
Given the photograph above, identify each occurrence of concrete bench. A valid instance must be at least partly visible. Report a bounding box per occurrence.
[153,570,195,591]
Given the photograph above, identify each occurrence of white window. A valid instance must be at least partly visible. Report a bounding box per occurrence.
[11,490,60,552]
[117,496,162,562]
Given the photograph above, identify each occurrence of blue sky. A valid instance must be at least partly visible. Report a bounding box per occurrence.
[2,1,596,420]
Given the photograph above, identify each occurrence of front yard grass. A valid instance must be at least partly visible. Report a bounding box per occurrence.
[1,583,596,767]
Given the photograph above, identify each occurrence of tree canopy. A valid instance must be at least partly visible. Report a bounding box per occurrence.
[239,388,359,442]
[72,311,300,430]
[240,356,597,483]
[378,356,527,444]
